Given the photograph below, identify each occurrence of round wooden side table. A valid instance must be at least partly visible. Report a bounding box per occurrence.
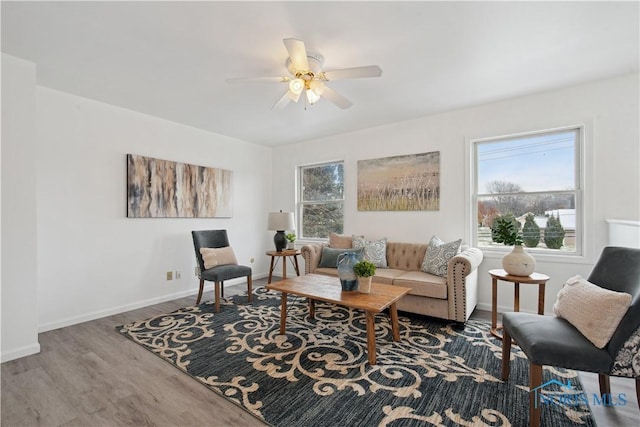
[489,268,550,341]
[266,250,301,284]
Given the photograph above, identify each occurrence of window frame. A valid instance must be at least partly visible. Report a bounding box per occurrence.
[297,160,345,241]
[468,124,590,262]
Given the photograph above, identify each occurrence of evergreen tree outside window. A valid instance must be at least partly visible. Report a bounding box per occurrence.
[472,127,582,254]
[298,162,344,239]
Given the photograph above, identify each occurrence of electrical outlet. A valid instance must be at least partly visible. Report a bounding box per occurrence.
[166,271,173,280]
[250,257,255,263]
[195,266,200,276]
[175,270,182,279]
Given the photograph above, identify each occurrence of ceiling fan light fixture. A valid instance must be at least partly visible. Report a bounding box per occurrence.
[289,78,304,95]
[232,38,381,111]
[309,80,325,96]
[306,89,321,104]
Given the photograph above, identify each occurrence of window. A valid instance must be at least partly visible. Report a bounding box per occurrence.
[298,161,344,239]
[472,127,582,254]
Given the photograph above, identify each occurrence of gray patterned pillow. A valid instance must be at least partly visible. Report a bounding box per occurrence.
[421,235,462,277]
[352,236,388,268]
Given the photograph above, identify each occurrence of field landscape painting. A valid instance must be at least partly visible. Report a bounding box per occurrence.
[127,154,233,218]
[357,151,440,211]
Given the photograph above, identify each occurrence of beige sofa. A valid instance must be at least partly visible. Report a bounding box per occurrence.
[300,241,483,322]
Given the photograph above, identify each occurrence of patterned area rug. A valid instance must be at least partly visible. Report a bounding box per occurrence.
[118,288,595,426]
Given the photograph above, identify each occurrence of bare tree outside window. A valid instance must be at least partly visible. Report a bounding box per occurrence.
[299,162,344,239]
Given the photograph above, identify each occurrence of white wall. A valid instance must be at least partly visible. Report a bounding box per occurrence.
[33,88,272,332]
[273,73,640,315]
[1,54,40,361]
[2,56,637,362]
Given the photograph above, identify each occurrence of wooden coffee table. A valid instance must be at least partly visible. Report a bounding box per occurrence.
[265,274,411,365]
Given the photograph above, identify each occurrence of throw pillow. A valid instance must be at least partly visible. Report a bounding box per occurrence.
[421,235,462,277]
[352,236,388,268]
[329,232,353,249]
[200,246,238,269]
[318,247,364,268]
[553,275,632,348]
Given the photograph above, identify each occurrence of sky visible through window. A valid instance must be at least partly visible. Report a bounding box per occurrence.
[477,130,576,193]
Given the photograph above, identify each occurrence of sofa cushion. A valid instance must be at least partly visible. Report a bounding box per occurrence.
[353,236,388,268]
[386,242,428,270]
[372,268,407,285]
[421,235,462,277]
[329,232,354,249]
[393,271,448,299]
[318,247,364,268]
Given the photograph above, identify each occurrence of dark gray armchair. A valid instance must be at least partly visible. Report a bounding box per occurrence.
[501,246,640,427]
[191,230,252,312]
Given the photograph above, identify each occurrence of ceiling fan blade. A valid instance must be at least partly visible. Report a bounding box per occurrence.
[283,38,310,72]
[272,89,302,110]
[320,85,353,109]
[272,91,292,110]
[287,90,302,103]
[321,65,383,81]
[226,76,289,84]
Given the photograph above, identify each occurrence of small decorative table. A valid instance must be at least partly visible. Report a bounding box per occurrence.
[489,269,550,340]
[266,250,301,284]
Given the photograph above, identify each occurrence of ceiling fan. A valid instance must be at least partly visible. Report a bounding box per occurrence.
[227,38,383,110]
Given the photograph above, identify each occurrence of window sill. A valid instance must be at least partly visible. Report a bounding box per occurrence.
[296,238,328,247]
[480,247,592,265]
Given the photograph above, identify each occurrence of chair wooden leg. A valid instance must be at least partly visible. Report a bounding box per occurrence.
[220,281,224,298]
[214,281,221,313]
[501,328,512,380]
[529,363,543,427]
[247,275,253,302]
[196,279,205,305]
[598,374,611,397]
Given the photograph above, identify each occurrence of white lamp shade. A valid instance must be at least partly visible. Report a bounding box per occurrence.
[268,211,295,231]
[306,89,320,104]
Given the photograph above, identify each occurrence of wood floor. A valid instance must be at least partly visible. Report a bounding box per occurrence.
[2,278,638,426]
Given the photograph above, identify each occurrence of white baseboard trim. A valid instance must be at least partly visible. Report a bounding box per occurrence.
[476,302,551,316]
[1,342,41,363]
[38,273,269,333]
[38,289,198,333]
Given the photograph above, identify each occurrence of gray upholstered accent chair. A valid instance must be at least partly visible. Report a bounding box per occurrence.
[191,230,252,312]
[501,246,640,427]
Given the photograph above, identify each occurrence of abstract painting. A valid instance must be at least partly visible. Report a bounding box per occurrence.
[127,154,232,218]
[358,151,440,211]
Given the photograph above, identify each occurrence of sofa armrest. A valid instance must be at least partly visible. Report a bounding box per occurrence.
[300,243,326,274]
[449,247,484,276]
[447,247,484,322]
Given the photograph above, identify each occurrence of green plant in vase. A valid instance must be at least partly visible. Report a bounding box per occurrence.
[491,214,523,246]
[353,260,376,294]
[285,233,296,250]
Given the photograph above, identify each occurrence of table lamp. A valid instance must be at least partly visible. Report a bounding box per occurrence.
[268,211,295,252]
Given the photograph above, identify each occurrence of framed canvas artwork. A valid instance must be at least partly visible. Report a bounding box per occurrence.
[127,154,233,218]
[358,151,440,211]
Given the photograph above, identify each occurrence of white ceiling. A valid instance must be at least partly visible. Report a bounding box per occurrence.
[2,1,638,147]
